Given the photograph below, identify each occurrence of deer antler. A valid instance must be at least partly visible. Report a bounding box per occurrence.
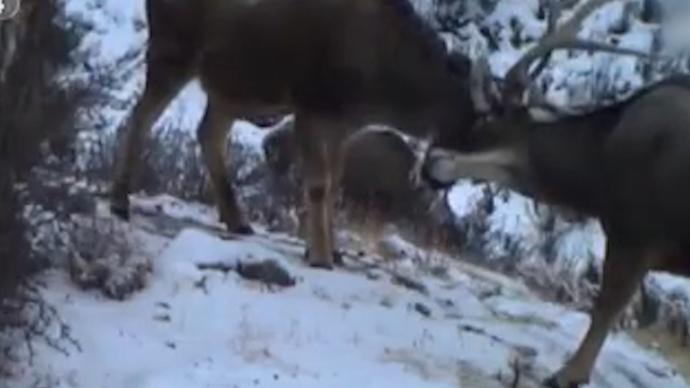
[503,0,655,108]
[469,0,563,114]
[528,0,563,83]
[469,56,496,113]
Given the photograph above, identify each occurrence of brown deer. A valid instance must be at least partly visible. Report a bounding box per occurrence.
[262,121,422,217]
[340,129,420,213]
[109,0,483,269]
[422,0,688,386]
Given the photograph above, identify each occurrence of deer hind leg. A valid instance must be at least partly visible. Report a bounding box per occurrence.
[294,115,346,269]
[110,57,191,219]
[196,100,253,234]
[545,238,651,388]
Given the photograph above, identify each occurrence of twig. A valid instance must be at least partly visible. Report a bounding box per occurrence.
[510,356,522,388]
[1,279,81,368]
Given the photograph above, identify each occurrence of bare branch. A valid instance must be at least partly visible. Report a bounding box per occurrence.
[469,56,495,113]
[510,356,522,388]
[523,0,563,111]
[529,0,562,82]
[549,39,659,59]
[503,0,655,107]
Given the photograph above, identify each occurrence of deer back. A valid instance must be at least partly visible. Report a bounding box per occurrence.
[194,0,475,137]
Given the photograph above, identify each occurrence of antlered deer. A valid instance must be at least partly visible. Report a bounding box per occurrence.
[110,0,482,268]
[423,0,688,386]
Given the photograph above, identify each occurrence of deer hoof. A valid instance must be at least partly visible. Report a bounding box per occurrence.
[110,202,130,221]
[308,260,334,270]
[333,250,344,266]
[303,248,342,268]
[543,374,584,388]
[220,214,255,235]
[230,224,255,235]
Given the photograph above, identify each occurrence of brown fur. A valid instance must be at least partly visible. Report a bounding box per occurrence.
[424,76,690,387]
[263,124,420,217]
[110,0,476,268]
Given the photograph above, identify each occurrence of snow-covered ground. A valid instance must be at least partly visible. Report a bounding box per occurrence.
[6,195,689,388]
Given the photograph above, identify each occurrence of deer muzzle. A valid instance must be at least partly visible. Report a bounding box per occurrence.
[421,149,462,190]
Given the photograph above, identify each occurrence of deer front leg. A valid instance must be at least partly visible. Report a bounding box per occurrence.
[294,115,341,269]
[298,152,345,265]
[196,101,253,235]
[545,238,650,388]
[303,157,335,269]
[110,58,190,220]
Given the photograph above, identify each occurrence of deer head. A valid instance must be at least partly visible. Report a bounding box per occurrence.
[424,0,657,190]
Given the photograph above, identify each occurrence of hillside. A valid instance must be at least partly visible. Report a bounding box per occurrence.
[5,194,688,388]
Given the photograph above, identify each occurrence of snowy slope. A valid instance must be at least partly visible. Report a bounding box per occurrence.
[50,2,690,386]
[6,195,688,388]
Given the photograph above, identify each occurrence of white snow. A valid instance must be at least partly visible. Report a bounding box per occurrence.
[6,196,688,388]
[648,273,690,306]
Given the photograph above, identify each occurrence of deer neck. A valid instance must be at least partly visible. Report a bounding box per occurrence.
[527,113,619,215]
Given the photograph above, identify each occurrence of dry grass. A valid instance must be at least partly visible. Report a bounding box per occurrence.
[631,326,690,382]
[343,203,389,253]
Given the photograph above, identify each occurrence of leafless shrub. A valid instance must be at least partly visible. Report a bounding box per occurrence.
[0,0,102,369]
[0,168,29,308]
[69,215,152,301]
[0,281,81,375]
[453,184,495,257]
[138,123,209,201]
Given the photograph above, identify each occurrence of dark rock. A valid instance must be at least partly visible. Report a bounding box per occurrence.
[236,259,296,288]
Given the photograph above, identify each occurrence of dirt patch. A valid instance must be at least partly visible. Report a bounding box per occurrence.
[631,327,690,383]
